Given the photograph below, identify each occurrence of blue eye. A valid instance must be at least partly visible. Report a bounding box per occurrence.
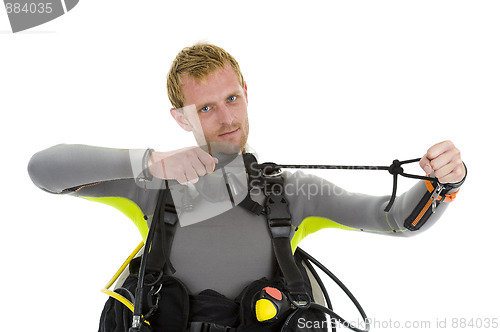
[200,106,211,113]
[228,95,237,102]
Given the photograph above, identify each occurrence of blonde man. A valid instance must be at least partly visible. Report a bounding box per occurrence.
[29,42,466,331]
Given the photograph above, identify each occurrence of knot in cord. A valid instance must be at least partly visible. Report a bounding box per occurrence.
[384,158,429,212]
[271,157,434,213]
[388,159,404,176]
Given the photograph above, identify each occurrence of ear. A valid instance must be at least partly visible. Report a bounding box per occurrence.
[170,107,193,132]
[244,81,248,104]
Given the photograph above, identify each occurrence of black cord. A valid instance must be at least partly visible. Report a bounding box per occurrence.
[296,247,370,332]
[276,158,438,213]
[300,251,333,310]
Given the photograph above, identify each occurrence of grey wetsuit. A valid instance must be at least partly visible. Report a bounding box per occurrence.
[28,144,456,298]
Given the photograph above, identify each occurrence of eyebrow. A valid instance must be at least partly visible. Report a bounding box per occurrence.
[227,90,244,99]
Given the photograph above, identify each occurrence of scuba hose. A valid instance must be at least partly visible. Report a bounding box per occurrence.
[103,242,144,290]
[101,241,144,314]
[296,247,370,332]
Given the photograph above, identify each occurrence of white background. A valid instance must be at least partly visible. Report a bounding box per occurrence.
[1,1,499,331]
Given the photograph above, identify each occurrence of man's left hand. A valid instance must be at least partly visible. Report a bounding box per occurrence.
[420,140,466,184]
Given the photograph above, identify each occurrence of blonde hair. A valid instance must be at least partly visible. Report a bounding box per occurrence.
[167,43,245,109]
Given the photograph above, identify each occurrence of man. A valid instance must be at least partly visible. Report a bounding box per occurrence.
[28,43,466,331]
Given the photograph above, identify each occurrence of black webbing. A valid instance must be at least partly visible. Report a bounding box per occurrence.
[132,183,168,324]
[262,172,310,303]
[272,237,308,294]
[238,193,264,215]
[145,184,178,275]
[132,181,179,327]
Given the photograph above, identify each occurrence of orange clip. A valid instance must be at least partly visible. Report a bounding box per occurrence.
[425,180,460,203]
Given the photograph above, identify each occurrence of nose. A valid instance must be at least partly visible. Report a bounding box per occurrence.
[217,103,234,125]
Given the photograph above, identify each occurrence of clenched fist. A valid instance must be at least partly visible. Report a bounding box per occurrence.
[148,146,218,185]
[419,140,465,184]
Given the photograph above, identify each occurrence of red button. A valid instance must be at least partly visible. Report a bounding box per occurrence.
[263,287,282,301]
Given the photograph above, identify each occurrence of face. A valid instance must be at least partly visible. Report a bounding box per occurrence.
[171,64,249,154]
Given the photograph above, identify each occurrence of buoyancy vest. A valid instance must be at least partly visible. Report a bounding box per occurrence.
[102,153,438,332]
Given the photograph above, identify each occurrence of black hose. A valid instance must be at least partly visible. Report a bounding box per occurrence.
[299,251,333,310]
[295,247,370,332]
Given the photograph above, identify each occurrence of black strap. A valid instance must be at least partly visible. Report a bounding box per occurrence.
[145,184,178,275]
[238,193,264,215]
[132,181,179,328]
[237,153,265,215]
[259,167,310,306]
[132,183,167,326]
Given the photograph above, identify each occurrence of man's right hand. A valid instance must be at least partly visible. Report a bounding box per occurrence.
[148,147,218,185]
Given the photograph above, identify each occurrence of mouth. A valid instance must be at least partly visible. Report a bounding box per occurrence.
[218,128,240,138]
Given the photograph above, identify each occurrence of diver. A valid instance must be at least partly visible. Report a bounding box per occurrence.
[28,42,466,332]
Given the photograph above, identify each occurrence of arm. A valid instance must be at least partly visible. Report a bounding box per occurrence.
[28,144,218,193]
[288,141,465,242]
[28,144,161,240]
[28,144,148,194]
[28,144,219,240]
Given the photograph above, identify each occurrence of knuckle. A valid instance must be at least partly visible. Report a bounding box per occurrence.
[173,165,185,176]
[441,140,453,150]
[427,147,438,160]
[455,163,465,176]
[427,147,434,156]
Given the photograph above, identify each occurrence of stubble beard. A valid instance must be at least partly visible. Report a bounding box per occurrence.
[205,119,249,155]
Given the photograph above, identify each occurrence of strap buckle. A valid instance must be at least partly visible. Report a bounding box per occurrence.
[260,162,283,177]
[287,292,311,309]
[249,162,285,195]
[266,194,292,238]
